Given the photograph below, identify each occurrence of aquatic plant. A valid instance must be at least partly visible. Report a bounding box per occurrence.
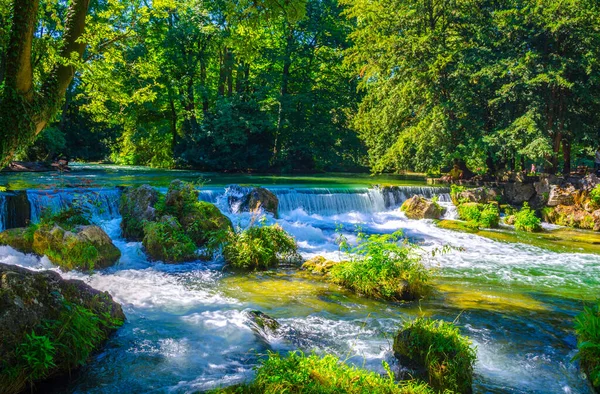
[513,203,542,232]
[222,224,299,270]
[330,231,430,301]
[211,351,434,393]
[393,318,476,393]
[574,303,600,391]
[142,217,198,263]
[457,203,499,228]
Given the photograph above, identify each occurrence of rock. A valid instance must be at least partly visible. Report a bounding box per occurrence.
[244,310,281,333]
[504,215,516,225]
[239,187,279,217]
[0,263,125,393]
[119,185,161,241]
[547,185,576,207]
[0,225,120,271]
[534,173,560,196]
[1,161,54,172]
[302,256,339,274]
[578,174,600,191]
[164,180,232,246]
[142,215,198,263]
[400,195,445,219]
[454,187,502,204]
[543,205,598,230]
[504,181,535,205]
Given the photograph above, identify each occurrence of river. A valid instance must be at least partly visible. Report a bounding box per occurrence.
[0,165,597,393]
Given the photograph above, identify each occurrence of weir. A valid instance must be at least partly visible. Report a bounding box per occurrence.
[0,185,450,229]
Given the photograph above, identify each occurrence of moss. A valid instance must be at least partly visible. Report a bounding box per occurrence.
[142,216,198,263]
[302,256,341,275]
[573,303,600,391]
[0,228,35,253]
[119,185,160,241]
[210,351,434,394]
[401,196,445,220]
[393,318,476,393]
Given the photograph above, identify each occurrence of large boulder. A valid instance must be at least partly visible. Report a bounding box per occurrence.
[504,181,535,205]
[119,185,161,241]
[164,180,232,246]
[401,195,445,219]
[547,185,577,207]
[0,225,120,271]
[543,205,600,231]
[239,187,279,218]
[534,174,560,196]
[453,187,502,204]
[142,215,198,263]
[0,263,125,393]
[301,256,340,275]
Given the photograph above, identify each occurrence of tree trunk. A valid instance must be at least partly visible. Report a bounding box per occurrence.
[549,132,562,174]
[0,0,90,167]
[273,27,294,160]
[562,138,571,175]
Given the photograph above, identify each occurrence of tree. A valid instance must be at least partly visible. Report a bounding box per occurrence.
[0,0,91,166]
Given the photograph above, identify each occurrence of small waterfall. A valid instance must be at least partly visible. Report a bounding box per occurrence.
[27,188,122,223]
[0,194,5,231]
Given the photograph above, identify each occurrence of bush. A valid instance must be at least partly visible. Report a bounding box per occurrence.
[222,224,299,270]
[573,303,600,391]
[142,217,198,263]
[211,351,434,394]
[330,231,430,301]
[513,203,542,232]
[393,318,476,393]
[39,207,91,231]
[457,203,499,228]
[590,185,600,209]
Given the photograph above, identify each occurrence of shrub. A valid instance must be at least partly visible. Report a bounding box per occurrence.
[393,318,476,393]
[590,185,600,209]
[211,351,434,394]
[457,203,499,228]
[330,231,430,301]
[142,217,198,263]
[39,206,91,231]
[573,303,600,391]
[222,224,299,270]
[513,203,542,232]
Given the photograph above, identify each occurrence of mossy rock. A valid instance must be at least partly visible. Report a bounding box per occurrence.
[401,195,445,219]
[119,185,161,241]
[393,318,476,393]
[164,180,232,246]
[239,187,279,218]
[543,205,600,231]
[244,310,281,340]
[0,225,120,271]
[0,263,125,394]
[0,227,35,254]
[142,216,198,263]
[301,256,340,275]
[504,215,516,225]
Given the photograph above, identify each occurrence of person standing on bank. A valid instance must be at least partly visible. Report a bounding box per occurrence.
[595,147,600,174]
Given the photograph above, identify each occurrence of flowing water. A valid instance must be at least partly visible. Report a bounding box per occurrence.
[0,166,598,393]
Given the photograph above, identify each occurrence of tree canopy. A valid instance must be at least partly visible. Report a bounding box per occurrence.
[1,0,599,174]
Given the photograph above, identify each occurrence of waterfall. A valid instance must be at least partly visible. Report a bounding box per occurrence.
[0,194,5,231]
[27,188,122,223]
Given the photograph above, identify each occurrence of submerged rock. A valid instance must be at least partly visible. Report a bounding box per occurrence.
[401,195,445,219]
[244,310,281,333]
[239,187,279,217]
[0,224,120,271]
[0,263,125,394]
[119,185,161,241]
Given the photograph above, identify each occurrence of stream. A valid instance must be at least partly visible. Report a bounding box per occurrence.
[0,165,598,393]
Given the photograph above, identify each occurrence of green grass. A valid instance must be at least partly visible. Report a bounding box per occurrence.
[222,224,299,270]
[574,303,600,391]
[513,203,542,232]
[210,351,434,394]
[393,318,476,393]
[330,231,430,301]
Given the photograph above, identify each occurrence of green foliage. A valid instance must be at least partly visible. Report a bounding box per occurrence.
[330,231,429,301]
[222,224,299,270]
[39,207,91,231]
[211,351,434,393]
[17,331,56,382]
[590,186,600,209]
[573,303,600,390]
[457,203,499,229]
[142,219,198,263]
[514,203,542,232]
[393,318,476,393]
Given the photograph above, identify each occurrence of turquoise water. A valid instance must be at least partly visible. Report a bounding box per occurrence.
[0,165,597,393]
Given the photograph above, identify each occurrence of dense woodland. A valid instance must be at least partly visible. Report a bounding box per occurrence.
[1,0,599,174]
